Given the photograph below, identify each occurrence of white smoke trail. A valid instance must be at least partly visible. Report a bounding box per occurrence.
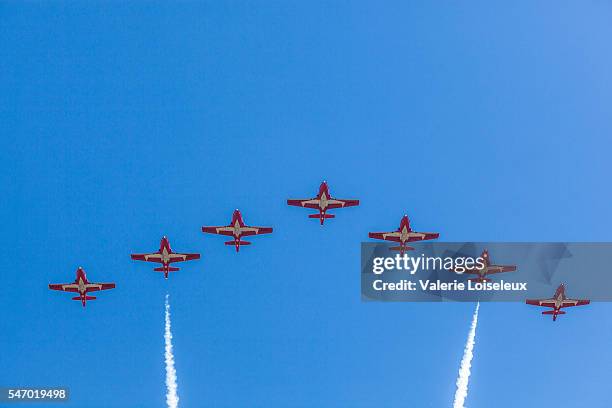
[452,302,480,408]
[165,294,179,408]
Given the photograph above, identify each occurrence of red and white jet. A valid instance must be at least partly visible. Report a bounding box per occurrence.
[457,249,517,283]
[202,209,273,252]
[526,283,590,321]
[49,267,115,307]
[287,181,359,225]
[130,236,200,279]
[368,215,439,254]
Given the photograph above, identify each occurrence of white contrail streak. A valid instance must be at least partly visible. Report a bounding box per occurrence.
[165,294,179,408]
[453,302,480,408]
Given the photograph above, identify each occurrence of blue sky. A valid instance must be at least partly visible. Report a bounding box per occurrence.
[2,2,612,407]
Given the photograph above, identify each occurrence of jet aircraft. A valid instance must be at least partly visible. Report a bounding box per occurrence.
[526,283,590,321]
[202,209,273,252]
[131,236,200,279]
[287,181,359,225]
[368,215,439,254]
[49,267,115,307]
[455,249,516,282]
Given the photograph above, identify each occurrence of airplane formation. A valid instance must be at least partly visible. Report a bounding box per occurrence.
[48,180,590,320]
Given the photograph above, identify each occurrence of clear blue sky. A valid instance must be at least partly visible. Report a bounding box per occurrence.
[2,2,612,407]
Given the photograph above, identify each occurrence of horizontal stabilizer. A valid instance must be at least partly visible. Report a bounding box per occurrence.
[154,266,180,272]
[468,277,491,283]
[542,310,565,315]
[72,296,96,300]
[390,246,414,252]
[225,241,251,245]
[309,214,335,219]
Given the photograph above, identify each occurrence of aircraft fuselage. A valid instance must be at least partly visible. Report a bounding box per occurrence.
[233,220,242,237]
[77,277,87,294]
[160,247,172,263]
[319,192,329,210]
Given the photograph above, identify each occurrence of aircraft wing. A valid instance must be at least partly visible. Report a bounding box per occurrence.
[325,199,360,209]
[48,283,79,292]
[131,253,163,263]
[287,198,321,209]
[167,253,200,262]
[368,232,401,242]
[560,299,590,308]
[201,226,235,236]
[369,231,439,243]
[486,265,517,274]
[456,269,482,275]
[86,283,116,292]
[404,232,439,242]
[525,298,557,308]
[240,226,273,236]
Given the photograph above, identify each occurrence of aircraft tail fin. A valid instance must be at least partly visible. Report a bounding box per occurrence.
[543,310,565,315]
[72,296,96,301]
[309,213,334,225]
[225,240,250,252]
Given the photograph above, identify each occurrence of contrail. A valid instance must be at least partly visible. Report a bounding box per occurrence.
[165,294,179,408]
[453,302,480,408]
